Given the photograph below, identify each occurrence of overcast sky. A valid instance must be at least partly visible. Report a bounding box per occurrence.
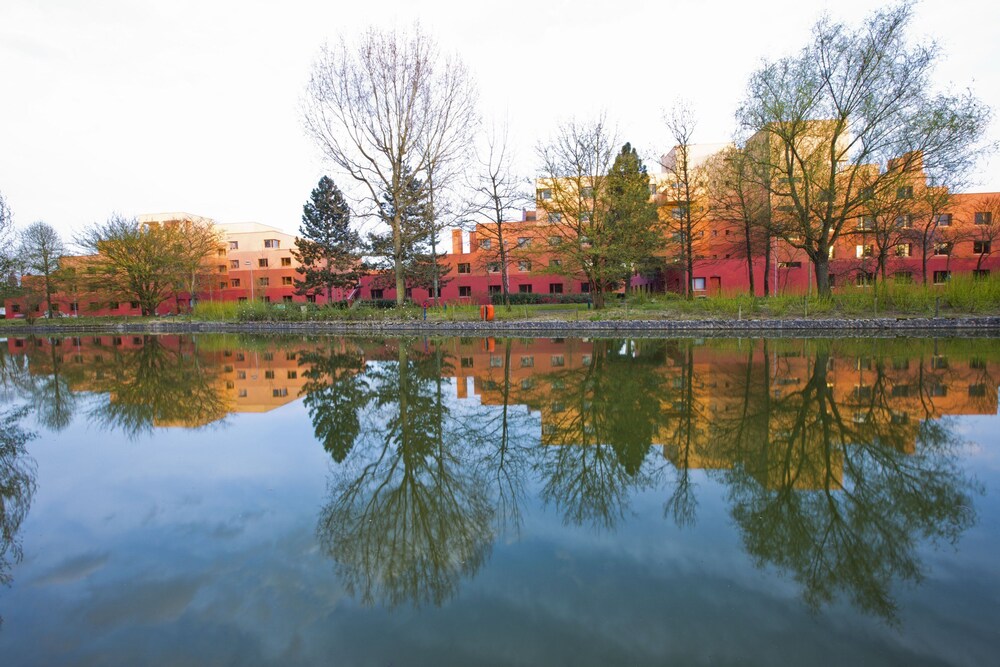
[2,0,998,240]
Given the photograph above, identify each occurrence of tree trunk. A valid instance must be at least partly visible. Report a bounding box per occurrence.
[814,259,831,297]
[393,211,405,306]
[744,224,755,296]
[763,240,772,297]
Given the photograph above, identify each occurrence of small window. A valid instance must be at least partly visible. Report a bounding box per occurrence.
[459,286,472,297]
[306,294,316,303]
[229,241,239,250]
[580,187,594,198]
[895,214,913,229]
[973,269,991,280]
[231,278,241,287]
[258,258,268,268]
[935,213,952,227]
[933,270,951,284]
[537,188,552,200]
[520,355,534,368]
[895,243,912,257]
[975,211,993,225]
[893,271,913,283]
[405,288,412,299]
[287,370,297,379]
[258,277,269,287]
[264,370,275,379]
[973,241,991,254]
[856,272,874,286]
[130,301,139,309]
[856,244,873,258]
[283,295,293,303]
[272,388,288,398]
[11,303,20,313]
[488,285,501,294]
[896,186,913,199]
[218,265,226,273]
[549,259,562,268]
[282,276,293,286]
[933,242,951,256]
[777,261,802,269]
[281,257,291,267]
[580,282,590,293]
[370,289,384,299]
[692,277,706,291]
[549,213,562,223]
[460,357,474,368]
[230,260,240,269]
[549,283,563,294]
[238,297,247,303]
[518,260,532,272]
[486,262,500,273]
[264,239,280,249]
[518,284,533,293]
[517,237,531,248]
[551,355,565,367]
[458,263,471,274]
[220,282,228,289]
[480,238,492,250]
[857,216,875,231]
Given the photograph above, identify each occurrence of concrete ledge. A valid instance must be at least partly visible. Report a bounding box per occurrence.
[6,316,1000,338]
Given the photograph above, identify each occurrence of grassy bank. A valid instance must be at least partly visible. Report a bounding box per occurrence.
[3,276,998,329]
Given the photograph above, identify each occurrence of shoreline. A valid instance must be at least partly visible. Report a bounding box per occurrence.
[5,315,1000,338]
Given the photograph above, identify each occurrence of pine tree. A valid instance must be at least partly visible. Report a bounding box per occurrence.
[367,168,451,297]
[293,176,362,303]
[605,143,661,291]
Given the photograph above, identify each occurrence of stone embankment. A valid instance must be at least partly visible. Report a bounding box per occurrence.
[7,316,1000,338]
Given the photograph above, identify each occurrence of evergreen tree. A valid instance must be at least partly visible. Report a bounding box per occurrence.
[293,176,362,303]
[604,143,662,291]
[367,168,451,296]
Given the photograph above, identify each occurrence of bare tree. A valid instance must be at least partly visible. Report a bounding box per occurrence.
[662,103,712,299]
[906,185,954,286]
[303,25,477,306]
[0,191,16,297]
[737,2,990,296]
[469,122,529,310]
[18,221,65,318]
[536,116,619,309]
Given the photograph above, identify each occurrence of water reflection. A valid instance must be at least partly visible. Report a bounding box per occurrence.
[5,334,993,620]
[0,406,36,625]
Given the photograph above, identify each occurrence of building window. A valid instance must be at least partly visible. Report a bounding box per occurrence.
[218,265,226,273]
[974,241,992,254]
[460,357,474,369]
[549,283,563,294]
[549,259,562,268]
[488,285,501,294]
[857,216,875,231]
[520,355,534,368]
[264,370,275,379]
[933,270,951,284]
[975,211,993,225]
[287,370,298,379]
[259,277,270,287]
[486,262,500,273]
[933,242,951,256]
[129,301,139,309]
[580,187,594,198]
[458,263,471,274]
[459,286,472,297]
[579,211,591,223]
[263,296,271,303]
[258,258,268,268]
[895,243,912,257]
[692,277,706,291]
[856,272,874,286]
[896,186,913,199]
[895,214,913,229]
[974,269,991,280]
[518,284,533,293]
[935,213,952,227]
[231,278,241,287]
[220,282,228,290]
[405,288,413,299]
[264,239,280,249]
[369,288,384,299]
[282,276,293,286]
[281,257,292,267]
[230,260,240,269]
[480,238,492,250]
[283,295,293,303]
[580,282,590,293]
[518,260,532,272]
[517,237,531,248]
[893,271,913,283]
[306,294,316,303]
[229,241,238,250]
[549,213,562,223]
[238,297,247,303]
[537,188,552,200]
[551,355,565,367]
[856,244,873,258]
[777,261,802,268]
[70,302,79,312]
[272,388,288,398]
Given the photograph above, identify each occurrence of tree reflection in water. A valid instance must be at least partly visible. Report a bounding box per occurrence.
[0,406,37,625]
[315,343,494,609]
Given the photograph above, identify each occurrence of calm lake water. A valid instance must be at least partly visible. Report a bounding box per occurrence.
[1,333,998,666]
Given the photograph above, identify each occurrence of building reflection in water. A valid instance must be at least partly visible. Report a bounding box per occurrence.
[5,334,992,619]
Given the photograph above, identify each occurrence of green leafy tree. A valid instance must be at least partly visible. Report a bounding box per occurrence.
[293,176,362,303]
[18,221,65,318]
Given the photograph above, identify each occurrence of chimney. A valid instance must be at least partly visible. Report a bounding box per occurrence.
[468,230,477,253]
[451,229,463,255]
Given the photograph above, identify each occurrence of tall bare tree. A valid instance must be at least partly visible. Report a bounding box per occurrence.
[303,25,477,306]
[0,191,16,297]
[470,122,529,310]
[737,1,990,296]
[536,116,619,309]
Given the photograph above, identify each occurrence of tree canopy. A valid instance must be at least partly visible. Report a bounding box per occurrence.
[293,176,362,302]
